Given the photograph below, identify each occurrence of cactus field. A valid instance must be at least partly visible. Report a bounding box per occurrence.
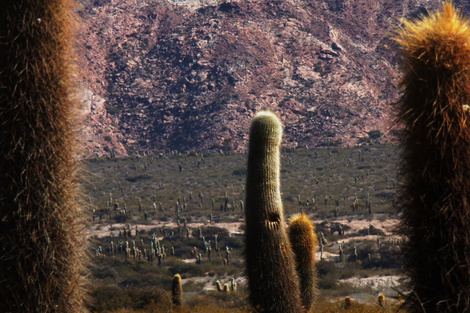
[82,143,406,312]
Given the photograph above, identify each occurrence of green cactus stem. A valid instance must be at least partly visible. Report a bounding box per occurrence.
[244,111,303,313]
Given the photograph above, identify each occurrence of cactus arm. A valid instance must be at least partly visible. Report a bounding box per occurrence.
[289,214,319,311]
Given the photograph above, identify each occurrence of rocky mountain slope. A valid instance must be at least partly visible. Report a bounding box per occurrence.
[76,0,459,157]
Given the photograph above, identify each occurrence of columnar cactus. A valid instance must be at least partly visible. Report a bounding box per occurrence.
[394,3,470,311]
[378,293,385,308]
[231,278,237,291]
[244,111,303,313]
[0,1,85,312]
[288,214,319,311]
[171,274,183,306]
[216,280,223,291]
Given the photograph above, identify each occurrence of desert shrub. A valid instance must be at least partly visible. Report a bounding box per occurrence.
[225,236,244,249]
[169,261,206,277]
[377,246,402,269]
[316,260,340,289]
[311,298,403,313]
[89,285,169,312]
[91,266,118,280]
[232,168,246,176]
[375,191,395,199]
[174,246,194,258]
[113,214,127,223]
[182,280,205,292]
[357,225,385,236]
[196,226,230,240]
[367,130,383,140]
[125,174,152,183]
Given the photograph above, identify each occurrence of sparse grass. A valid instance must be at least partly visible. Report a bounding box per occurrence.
[82,145,398,221]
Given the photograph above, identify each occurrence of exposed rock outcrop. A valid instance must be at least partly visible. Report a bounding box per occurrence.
[76,0,460,157]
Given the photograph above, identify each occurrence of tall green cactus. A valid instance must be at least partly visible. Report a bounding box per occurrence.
[0,0,84,312]
[289,214,319,311]
[394,2,470,311]
[244,111,304,313]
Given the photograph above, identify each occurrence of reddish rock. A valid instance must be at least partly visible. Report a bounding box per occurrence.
[76,0,456,157]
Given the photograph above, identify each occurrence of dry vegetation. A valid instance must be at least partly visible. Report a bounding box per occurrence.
[82,144,407,312]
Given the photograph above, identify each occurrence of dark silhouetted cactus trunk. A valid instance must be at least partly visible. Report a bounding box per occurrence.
[394,3,470,312]
[0,1,85,312]
[244,111,303,313]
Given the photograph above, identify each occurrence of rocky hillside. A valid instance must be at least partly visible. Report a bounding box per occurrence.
[76,0,457,157]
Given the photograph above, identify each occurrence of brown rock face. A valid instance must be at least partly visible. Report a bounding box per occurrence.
[76,0,459,157]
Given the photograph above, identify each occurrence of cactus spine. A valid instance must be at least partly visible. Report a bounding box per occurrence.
[0,1,84,312]
[394,3,470,311]
[288,214,319,311]
[244,111,303,313]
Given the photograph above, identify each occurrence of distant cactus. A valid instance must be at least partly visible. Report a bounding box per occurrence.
[378,293,385,308]
[216,280,223,291]
[288,214,319,311]
[231,278,237,292]
[244,111,303,313]
[0,1,85,312]
[344,296,352,309]
[393,3,470,311]
[171,274,183,305]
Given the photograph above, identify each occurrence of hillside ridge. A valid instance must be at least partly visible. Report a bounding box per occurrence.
[76,0,458,157]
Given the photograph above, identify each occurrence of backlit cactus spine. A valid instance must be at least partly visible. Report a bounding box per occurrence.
[244,111,303,313]
[0,1,85,312]
[171,274,183,306]
[378,293,385,308]
[288,214,319,311]
[394,3,470,311]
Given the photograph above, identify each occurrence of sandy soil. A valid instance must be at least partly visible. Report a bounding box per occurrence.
[87,217,399,239]
[87,216,406,301]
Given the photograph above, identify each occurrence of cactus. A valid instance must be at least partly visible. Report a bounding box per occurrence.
[378,293,385,308]
[244,111,303,313]
[216,280,223,291]
[0,1,85,312]
[171,274,183,306]
[231,278,238,292]
[288,214,319,311]
[225,245,231,265]
[393,3,470,311]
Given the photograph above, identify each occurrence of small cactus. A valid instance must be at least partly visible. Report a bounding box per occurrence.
[378,293,385,307]
[288,214,319,311]
[216,280,223,291]
[171,274,183,305]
